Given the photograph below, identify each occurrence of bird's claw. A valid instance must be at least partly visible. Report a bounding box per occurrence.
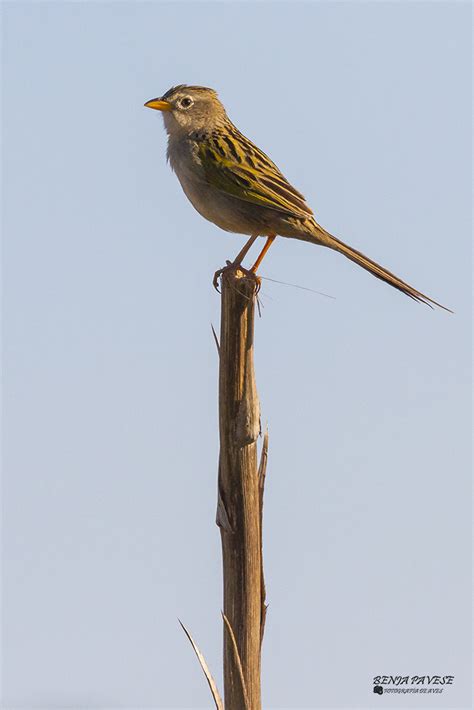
[213,260,233,291]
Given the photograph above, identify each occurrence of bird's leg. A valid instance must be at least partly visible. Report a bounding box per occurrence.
[231,234,259,265]
[250,234,276,273]
[213,235,259,290]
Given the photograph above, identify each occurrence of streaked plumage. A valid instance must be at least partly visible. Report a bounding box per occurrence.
[145,85,449,310]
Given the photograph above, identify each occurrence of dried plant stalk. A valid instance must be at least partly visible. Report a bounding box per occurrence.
[216,266,267,710]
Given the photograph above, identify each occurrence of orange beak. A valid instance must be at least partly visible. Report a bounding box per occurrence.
[144,98,172,112]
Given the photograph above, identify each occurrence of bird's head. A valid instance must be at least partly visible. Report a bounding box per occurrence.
[144,85,227,136]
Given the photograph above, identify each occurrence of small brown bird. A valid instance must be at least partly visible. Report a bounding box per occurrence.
[145,85,449,310]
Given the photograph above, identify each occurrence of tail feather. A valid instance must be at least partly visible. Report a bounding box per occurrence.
[309,225,452,312]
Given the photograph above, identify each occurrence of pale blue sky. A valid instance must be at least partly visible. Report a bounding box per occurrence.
[2,1,471,708]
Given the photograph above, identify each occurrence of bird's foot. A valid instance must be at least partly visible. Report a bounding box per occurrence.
[213,261,261,293]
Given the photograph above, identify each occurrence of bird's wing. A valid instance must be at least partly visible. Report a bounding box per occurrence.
[198,129,313,220]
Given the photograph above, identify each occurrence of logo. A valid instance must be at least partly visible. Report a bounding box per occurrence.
[372,675,455,696]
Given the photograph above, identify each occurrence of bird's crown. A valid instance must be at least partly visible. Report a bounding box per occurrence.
[160,84,219,102]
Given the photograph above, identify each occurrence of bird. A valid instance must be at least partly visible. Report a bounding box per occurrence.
[145,84,449,310]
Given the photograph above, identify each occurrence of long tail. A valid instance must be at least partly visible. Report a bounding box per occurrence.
[307,224,452,312]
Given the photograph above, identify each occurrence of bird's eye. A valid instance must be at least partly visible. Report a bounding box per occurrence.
[179,96,194,109]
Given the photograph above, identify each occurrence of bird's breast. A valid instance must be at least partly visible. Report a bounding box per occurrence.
[166,137,261,235]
